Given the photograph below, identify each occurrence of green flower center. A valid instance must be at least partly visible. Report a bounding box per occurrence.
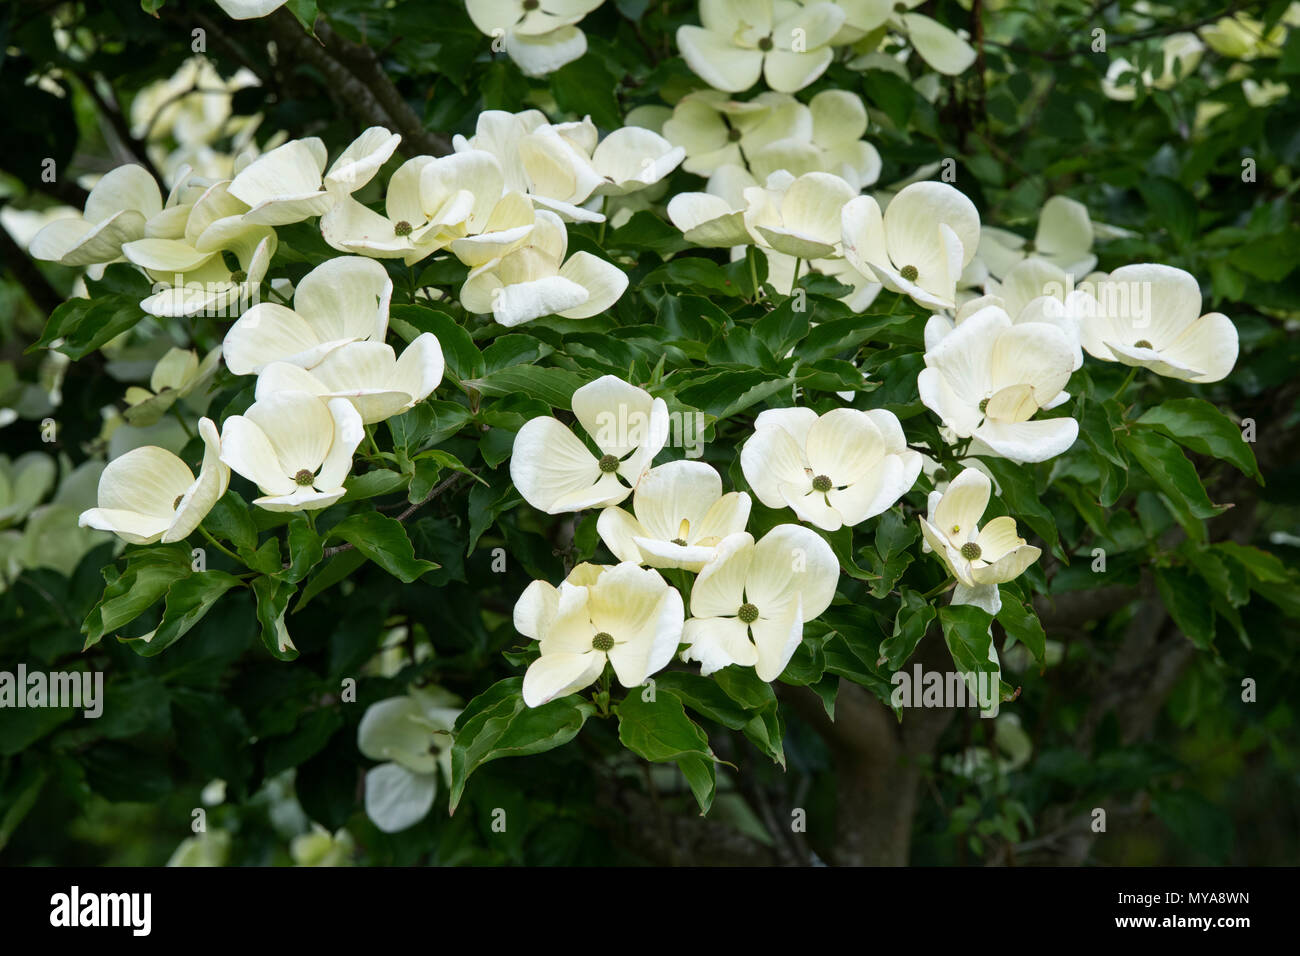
[978,397,990,414]
[294,469,315,487]
[592,632,615,652]
[523,0,540,8]
[727,127,742,142]
[598,454,620,474]
[173,494,184,510]
[737,603,759,624]
[758,36,773,51]
[1133,339,1153,349]
[899,264,919,282]
[811,474,833,493]
[960,541,982,560]
[229,269,247,283]
[670,538,688,547]
[394,220,413,237]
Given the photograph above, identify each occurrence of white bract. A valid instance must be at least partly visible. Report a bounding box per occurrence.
[918,467,1040,614]
[228,128,400,225]
[831,0,977,75]
[123,180,276,318]
[747,89,882,190]
[515,562,684,707]
[30,165,163,267]
[677,0,846,93]
[321,156,470,265]
[842,181,981,309]
[918,304,1079,463]
[741,407,922,531]
[1079,264,1238,383]
[124,346,222,426]
[223,256,392,375]
[660,90,812,176]
[466,0,605,77]
[459,210,627,327]
[254,333,444,425]
[1102,33,1204,99]
[597,460,752,572]
[744,170,857,259]
[667,164,759,247]
[218,392,364,511]
[78,417,229,544]
[680,524,837,681]
[977,195,1097,280]
[510,375,669,513]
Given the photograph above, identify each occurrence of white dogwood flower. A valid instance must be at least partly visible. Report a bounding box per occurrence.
[460,210,627,327]
[30,165,162,267]
[597,460,752,572]
[842,181,981,309]
[254,333,444,425]
[358,687,461,833]
[122,180,276,318]
[977,195,1097,280]
[741,406,922,531]
[918,467,1039,614]
[917,304,1079,463]
[78,417,229,544]
[1079,263,1238,383]
[228,128,401,225]
[466,0,605,77]
[680,525,838,681]
[830,0,976,74]
[124,346,222,426]
[219,391,364,511]
[516,562,684,707]
[747,89,882,190]
[321,156,471,265]
[223,256,392,375]
[1102,33,1204,99]
[744,170,856,259]
[660,90,811,176]
[928,264,1093,371]
[677,0,846,94]
[510,375,669,513]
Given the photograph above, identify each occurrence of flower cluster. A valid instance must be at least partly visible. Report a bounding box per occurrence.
[676,0,976,95]
[507,375,924,705]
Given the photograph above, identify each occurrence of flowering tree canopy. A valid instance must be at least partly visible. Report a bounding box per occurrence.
[1,0,1298,868]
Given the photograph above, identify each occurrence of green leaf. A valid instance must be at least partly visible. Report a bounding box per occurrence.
[879,591,935,669]
[996,593,1046,664]
[1137,398,1262,484]
[326,512,439,583]
[618,688,717,812]
[464,365,588,409]
[449,677,594,814]
[1120,430,1224,540]
[938,604,997,674]
[82,544,193,649]
[203,491,258,551]
[1154,565,1216,650]
[284,516,323,584]
[130,570,242,657]
[252,575,298,660]
[643,257,741,296]
[653,672,748,730]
